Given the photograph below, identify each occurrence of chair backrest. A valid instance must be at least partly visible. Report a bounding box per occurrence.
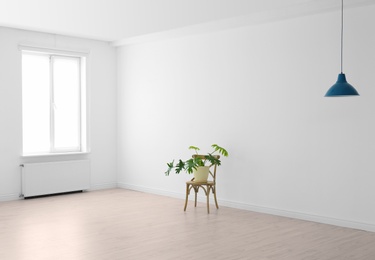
[192,154,220,182]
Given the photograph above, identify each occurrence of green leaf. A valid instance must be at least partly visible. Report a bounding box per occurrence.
[188,146,200,154]
[165,160,174,176]
[185,158,198,174]
[195,157,205,167]
[211,144,229,157]
[205,154,221,166]
[175,160,186,174]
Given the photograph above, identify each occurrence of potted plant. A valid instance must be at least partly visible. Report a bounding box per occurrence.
[165,144,229,181]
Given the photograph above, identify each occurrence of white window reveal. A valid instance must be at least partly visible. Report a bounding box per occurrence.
[21,47,87,156]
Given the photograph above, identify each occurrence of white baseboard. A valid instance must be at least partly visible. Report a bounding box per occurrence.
[117,182,375,233]
[0,182,117,202]
[0,193,22,202]
[218,199,375,233]
[89,182,117,191]
[118,182,185,200]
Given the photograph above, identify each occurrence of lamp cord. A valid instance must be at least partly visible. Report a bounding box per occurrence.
[341,0,344,73]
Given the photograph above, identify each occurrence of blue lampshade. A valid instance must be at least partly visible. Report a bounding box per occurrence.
[325,73,359,97]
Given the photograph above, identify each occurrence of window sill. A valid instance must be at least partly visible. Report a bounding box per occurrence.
[21,152,90,158]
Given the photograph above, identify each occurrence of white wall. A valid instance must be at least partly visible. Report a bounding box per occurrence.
[117,5,375,231]
[0,27,117,200]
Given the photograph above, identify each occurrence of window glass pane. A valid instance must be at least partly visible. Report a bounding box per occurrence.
[22,53,51,154]
[22,51,86,155]
[52,56,80,150]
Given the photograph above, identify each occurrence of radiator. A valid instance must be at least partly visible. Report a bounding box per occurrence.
[21,160,90,198]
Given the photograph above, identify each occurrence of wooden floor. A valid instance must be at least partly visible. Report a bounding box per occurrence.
[0,189,374,260]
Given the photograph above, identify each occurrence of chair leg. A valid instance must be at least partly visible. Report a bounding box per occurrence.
[194,187,198,207]
[184,183,189,211]
[206,186,210,214]
[213,186,219,209]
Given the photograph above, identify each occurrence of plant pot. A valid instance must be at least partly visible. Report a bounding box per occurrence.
[193,166,209,182]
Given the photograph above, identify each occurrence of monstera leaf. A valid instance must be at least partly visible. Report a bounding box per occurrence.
[211,144,228,157]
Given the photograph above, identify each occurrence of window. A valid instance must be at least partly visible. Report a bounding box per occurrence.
[22,49,87,155]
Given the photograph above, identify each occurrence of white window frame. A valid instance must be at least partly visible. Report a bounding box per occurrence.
[20,45,89,156]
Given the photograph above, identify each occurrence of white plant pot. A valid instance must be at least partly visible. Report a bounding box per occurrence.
[193,166,209,182]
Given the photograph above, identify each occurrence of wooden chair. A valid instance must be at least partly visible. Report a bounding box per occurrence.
[183,155,220,213]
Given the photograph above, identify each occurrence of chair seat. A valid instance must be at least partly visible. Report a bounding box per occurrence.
[186,180,214,185]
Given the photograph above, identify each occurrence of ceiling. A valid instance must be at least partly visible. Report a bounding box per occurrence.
[0,0,374,44]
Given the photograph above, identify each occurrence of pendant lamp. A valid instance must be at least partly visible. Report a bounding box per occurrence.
[325,0,359,97]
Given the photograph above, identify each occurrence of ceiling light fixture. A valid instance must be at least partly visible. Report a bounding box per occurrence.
[325,0,359,97]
